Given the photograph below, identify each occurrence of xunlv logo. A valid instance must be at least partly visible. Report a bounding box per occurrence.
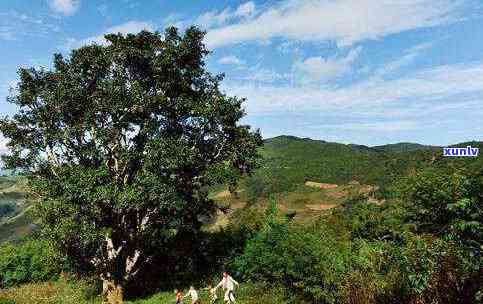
[443,146,479,157]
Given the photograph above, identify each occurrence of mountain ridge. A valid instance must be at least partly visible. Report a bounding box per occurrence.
[264,135,482,153]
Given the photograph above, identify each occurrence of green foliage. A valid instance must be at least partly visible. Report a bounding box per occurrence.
[0,26,262,298]
[399,169,483,253]
[0,279,296,304]
[234,204,351,303]
[0,239,66,288]
[255,136,483,196]
[234,187,482,304]
[0,277,101,304]
[244,175,267,205]
[336,199,408,242]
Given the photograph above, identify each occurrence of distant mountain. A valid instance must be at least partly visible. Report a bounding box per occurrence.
[258,136,483,193]
[347,144,376,153]
[266,137,442,153]
[260,136,387,191]
[372,142,439,153]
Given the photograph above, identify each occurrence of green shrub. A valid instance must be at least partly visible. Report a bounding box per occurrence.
[0,239,66,288]
[0,277,101,304]
[398,170,483,251]
[234,202,353,303]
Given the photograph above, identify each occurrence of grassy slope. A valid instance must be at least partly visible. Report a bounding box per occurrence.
[208,182,375,228]
[0,279,292,304]
[256,136,483,192]
[0,176,35,243]
[261,136,383,185]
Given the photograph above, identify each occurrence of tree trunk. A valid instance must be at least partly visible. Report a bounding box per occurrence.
[97,235,143,304]
[102,278,124,304]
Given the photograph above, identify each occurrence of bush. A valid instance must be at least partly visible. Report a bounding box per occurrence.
[234,194,482,304]
[0,239,67,288]
[0,277,101,304]
[234,202,353,303]
[398,170,483,252]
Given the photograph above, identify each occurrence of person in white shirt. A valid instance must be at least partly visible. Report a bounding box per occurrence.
[204,284,218,304]
[184,286,200,304]
[215,272,240,303]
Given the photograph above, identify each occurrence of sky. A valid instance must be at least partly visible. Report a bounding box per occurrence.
[1,0,483,152]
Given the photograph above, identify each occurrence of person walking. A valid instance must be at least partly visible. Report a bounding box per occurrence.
[175,289,184,304]
[204,284,218,304]
[215,272,240,303]
[184,286,201,304]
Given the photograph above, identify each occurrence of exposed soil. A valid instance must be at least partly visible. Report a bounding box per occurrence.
[304,181,338,189]
[305,203,338,211]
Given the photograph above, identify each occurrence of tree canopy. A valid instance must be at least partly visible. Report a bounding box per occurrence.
[0,26,262,303]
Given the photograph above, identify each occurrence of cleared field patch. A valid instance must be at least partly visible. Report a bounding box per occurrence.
[204,189,249,232]
[324,188,349,200]
[206,180,380,229]
[304,181,338,189]
[305,203,338,211]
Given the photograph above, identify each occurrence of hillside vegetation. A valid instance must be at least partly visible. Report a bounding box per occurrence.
[0,176,35,243]
[244,135,483,196]
[1,136,481,243]
[0,136,481,304]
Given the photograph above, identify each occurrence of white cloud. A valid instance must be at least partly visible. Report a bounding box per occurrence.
[225,61,483,114]
[98,4,109,17]
[310,121,418,132]
[294,46,362,82]
[0,11,60,41]
[235,2,256,18]
[49,0,80,16]
[197,9,232,29]
[0,30,14,41]
[371,42,434,79]
[196,1,256,29]
[218,55,245,65]
[243,68,289,83]
[205,0,466,48]
[66,21,153,49]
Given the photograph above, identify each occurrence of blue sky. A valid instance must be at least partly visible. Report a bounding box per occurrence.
[1,0,483,151]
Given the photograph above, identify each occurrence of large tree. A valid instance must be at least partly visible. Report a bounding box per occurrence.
[0,27,262,303]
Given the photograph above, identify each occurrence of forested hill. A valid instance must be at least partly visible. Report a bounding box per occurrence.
[257,135,483,193]
[372,142,438,153]
[1,135,481,243]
